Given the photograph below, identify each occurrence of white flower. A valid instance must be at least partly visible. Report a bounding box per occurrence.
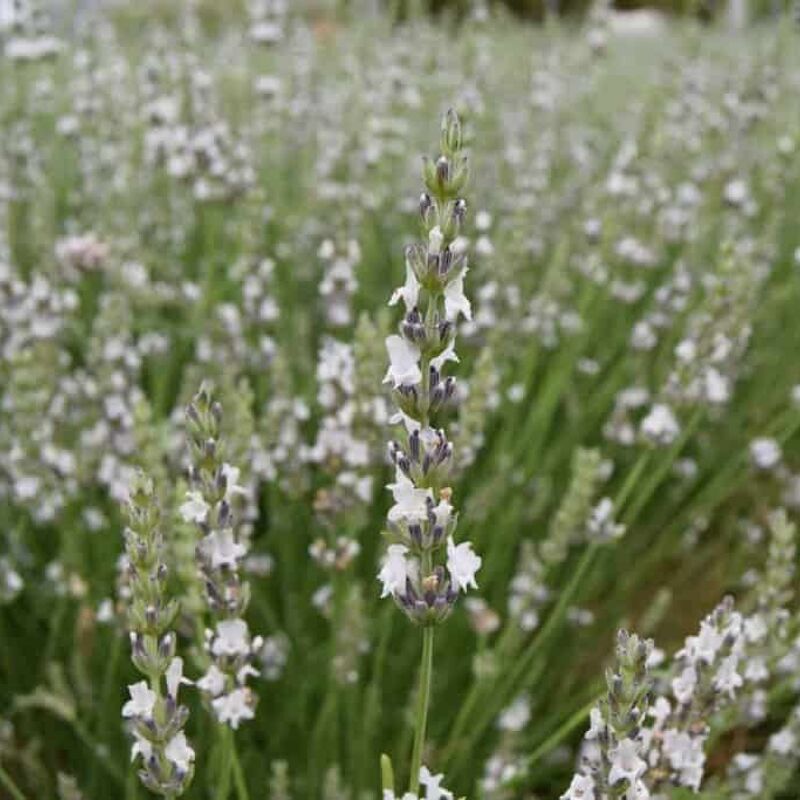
[237,663,260,684]
[164,731,195,771]
[122,681,156,719]
[649,696,671,728]
[444,269,472,321]
[744,656,768,683]
[221,463,247,499]
[608,738,646,786]
[179,490,209,523]
[384,335,422,387]
[211,618,251,657]
[166,657,191,699]
[744,765,764,795]
[587,498,625,541]
[585,706,606,740]
[498,694,531,732]
[704,367,730,404]
[420,765,453,799]
[672,666,697,704]
[430,340,459,371]
[378,545,410,598]
[389,260,420,311]
[713,654,743,697]
[197,664,227,697]
[475,210,493,231]
[743,614,767,643]
[131,730,153,763]
[212,688,254,729]
[387,468,432,524]
[683,620,724,664]
[96,598,114,623]
[446,536,481,593]
[662,729,705,790]
[431,499,453,531]
[202,529,247,569]
[768,727,796,755]
[641,404,680,445]
[749,437,781,470]
[724,179,748,206]
[560,774,595,800]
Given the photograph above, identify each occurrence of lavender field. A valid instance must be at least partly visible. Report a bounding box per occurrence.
[1,2,800,799]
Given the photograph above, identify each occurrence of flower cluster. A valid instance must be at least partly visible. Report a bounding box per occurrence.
[726,702,800,798]
[4,0,62,63]
[506,448,618,636]
[182,384,263,728]
[383,766,455,800]
[121,471,194,796]
[563,631,653,800]
[644,597,745,793]
[378,110,481,625]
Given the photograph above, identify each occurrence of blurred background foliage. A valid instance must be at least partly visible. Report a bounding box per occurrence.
[84,0,796,31]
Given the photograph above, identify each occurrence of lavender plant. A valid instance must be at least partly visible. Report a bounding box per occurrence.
[0,6,799,800]
[182,384,264,732]
[121,471,194,797]
[378,109,481,796]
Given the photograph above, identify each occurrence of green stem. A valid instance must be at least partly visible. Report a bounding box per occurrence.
[215,726,235,800]
[408,625,435,795]
[90,632,123,797]
[0,766,28,800]
[231,738,250,800]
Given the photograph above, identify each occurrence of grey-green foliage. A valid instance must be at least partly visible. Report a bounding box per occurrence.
[269,760,292,800]
[541,447,602,565]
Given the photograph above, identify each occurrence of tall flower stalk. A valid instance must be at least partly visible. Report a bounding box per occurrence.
[379,109,481,795]
[121,471,194,798]
[181,384,263,732]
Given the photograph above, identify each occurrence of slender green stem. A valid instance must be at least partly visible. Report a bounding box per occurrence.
[125,763,139,800]
[0,766,28,800]
[408,625,435,795]
[230,738,250,800]
[215,726,234,800]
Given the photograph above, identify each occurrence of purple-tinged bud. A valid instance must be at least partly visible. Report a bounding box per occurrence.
[218,500,231,527]
[159,632,176,660]
[409,430,421,461]
[436,156,450,184]
[420,192,433,220]
[439,247,453,277]
[216,470,228,495]
[409,523,423,545]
